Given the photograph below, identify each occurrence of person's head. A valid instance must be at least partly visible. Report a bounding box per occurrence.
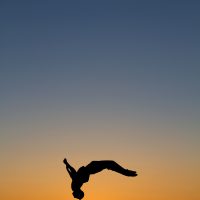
[73,189,84,199]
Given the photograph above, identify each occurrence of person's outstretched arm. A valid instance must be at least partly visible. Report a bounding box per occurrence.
[63,158,77,179]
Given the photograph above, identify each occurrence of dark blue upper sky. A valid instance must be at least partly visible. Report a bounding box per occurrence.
[1,0,200,122]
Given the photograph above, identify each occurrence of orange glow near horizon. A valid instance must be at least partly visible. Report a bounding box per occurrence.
[1,117,200,200]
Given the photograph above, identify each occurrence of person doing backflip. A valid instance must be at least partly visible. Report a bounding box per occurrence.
[63,158,137,199]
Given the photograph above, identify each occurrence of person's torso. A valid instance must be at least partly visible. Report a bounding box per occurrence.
[77,166,90,183]
[71,166,90,191]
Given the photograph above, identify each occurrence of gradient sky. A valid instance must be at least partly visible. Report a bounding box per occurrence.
[1,1,200,200]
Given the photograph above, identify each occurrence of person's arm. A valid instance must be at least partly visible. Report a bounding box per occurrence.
[63,158,76,179]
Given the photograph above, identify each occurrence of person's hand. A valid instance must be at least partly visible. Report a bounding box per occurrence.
[63,158,67,164]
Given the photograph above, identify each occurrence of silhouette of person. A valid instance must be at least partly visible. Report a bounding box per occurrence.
[63,158,137,199]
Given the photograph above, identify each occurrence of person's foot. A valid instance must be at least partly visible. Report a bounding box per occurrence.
[126,170,137,177]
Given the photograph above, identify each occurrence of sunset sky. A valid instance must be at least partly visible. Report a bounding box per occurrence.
[1,1,200,200]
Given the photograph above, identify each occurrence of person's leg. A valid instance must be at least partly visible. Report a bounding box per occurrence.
[85,161,107,174]
[104,160,137,176]
[86,160,137,176]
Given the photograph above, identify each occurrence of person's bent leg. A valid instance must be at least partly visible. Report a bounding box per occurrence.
[86,161,108,174]
[102,161,137,176]
[86,160,137,176]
